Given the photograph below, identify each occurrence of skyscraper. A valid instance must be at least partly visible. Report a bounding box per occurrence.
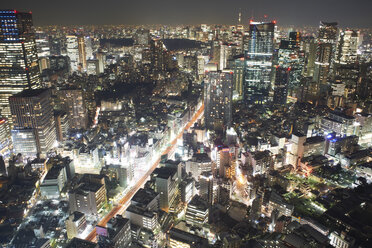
[78,36,87,71]
[0,118,12,158]
[244,21,275,104]
[273,66,290,105]
[232,55,245,98]
[0,10,41,123]
[9,89,56,157]
[313,22,338,85]
[56,89,88,130]
[204,70,233,131]
[335,29,360,64]
[66,35,79,72]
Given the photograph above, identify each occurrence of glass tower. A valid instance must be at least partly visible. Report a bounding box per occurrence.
[204,70,233,131]
[244,21,275,104]
[313,22,338,85]
[0,10,40,124]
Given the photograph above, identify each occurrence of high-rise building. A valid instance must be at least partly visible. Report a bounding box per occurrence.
[84,36,93,59]
[199,171,216,205]
[153,166,179,212]
[244,21,275,104]
[0,118,12,158]
[9,89,56,157]
[150,39,166,72]
[273,67,290,105]
[66,35,79,72]
[313,22,338,85]
[335,30,359,64]
[289,32,301,49]
[301,36,317,77]
[204,71,233,131]
[77,36,87,71]
[56,89,88,130]
[232,55,244,97]
[0,10,41,123]
[134,29,150,46]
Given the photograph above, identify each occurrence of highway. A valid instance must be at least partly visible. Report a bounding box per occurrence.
[85,103,204,242]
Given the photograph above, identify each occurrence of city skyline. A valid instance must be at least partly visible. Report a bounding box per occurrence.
[1,0,372,27]
[0,4,372,248]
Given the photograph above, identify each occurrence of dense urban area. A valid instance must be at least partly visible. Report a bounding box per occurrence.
[0,6,372,248]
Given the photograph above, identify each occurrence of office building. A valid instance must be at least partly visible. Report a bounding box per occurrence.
[87,59,99,75]
[66,35,88,72]
[185,153,212,179]
[56,89,88,129]
[66,35,79,72]
[69,182,107,216]
[168,228,209,248]
[232,55,244,97]
[313,22,338,85]
[335,29,359,64]
[204,70,233,131]
[9,89,56,156]
[320,110,356,136]
[96,216,131,247]
[126,205,158,230]
[273,66,290,105]
[65,211,87,239]
[0,10,41,124]
[266,191,294,217]
[199,171,216,205]
[153,166,179,212]
[180,177,195,204]
[185,195,209,227]
[40,163,67,199]
[77,36,87,71]
[0,118,12,158]
[125,188,159,230]
[244,21,275,104]
[302,36,317,77]
[329,231,355,248]
[54,111,70,142]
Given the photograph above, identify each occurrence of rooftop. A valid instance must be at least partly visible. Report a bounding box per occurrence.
[131,188,159,209]
[66,237,98,248]
[11,88,49,98]
[153,166,177,180]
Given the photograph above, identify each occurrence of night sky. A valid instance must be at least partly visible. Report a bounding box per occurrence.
[1,0,371,27]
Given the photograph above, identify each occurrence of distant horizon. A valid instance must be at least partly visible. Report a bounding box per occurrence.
[1,0,372,28]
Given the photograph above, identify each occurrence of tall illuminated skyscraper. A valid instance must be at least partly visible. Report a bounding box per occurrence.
[244,21,275,104]
[66,35,88,72]
[0,10,41,123]
[335,29,359,64]
[204,70,233,131]
[78,36,87,71]
[313,22,338,85]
